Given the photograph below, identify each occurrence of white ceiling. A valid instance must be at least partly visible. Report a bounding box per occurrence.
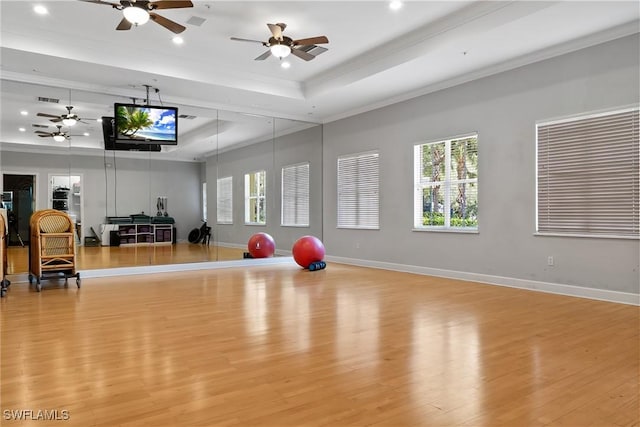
[1,0,638,160]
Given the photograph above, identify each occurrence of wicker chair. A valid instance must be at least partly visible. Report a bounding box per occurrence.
[0,212,9,297]
[29,209,80,291]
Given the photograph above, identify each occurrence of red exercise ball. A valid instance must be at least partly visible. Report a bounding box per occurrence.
[292,235,325,268]
[248,232,275,258]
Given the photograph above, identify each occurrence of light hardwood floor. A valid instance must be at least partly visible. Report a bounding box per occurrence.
[1,264,638,426]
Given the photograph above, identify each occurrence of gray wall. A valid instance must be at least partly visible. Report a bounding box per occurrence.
[206,125,323,252]
[2,35,637,297]
[1,150,202,241]
[322,34,640,294]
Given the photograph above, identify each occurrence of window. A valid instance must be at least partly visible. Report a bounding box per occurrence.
[216,176,232,224]
[337,151,379,229]
[414,134,478,230]
[282,162,309,227]
[244,170,266,224]
[537,108,639,238]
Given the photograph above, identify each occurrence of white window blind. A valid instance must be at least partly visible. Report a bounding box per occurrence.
[337,151,379,229]
[281,162,309,227]
[537,108,639,237]
[216,176,232,224]
[202,182,208,222]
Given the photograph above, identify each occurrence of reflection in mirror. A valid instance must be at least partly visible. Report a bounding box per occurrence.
[207,111,322,258]
[274,117,323,250]
[1,79,323,278]
[208,110,276,259]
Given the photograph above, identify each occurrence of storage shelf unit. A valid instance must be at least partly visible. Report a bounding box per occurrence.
[52,187,70,212]
[118,224,173,246]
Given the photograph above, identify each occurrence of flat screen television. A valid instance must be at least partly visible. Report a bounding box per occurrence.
[114,103,178,145]
[102,117,161,152]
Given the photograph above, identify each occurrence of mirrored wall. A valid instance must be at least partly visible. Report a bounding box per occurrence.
[0,80,323,276]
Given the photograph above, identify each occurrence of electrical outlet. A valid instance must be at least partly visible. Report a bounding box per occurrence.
[547,256,554,266]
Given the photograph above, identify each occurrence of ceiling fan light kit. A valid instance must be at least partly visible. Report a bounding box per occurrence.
[231,22,329,62]
[62,117,77,126]
[270,43,291,59]
[81,0,193,34]
[122,5,150,25]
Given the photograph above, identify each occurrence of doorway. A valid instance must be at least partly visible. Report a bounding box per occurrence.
[2,174,35,246]
[49,174,83,242]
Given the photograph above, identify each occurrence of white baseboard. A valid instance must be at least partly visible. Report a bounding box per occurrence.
[216,241,246,249]
[216,241,293,257]
[6,257,297,282]
[81,256,297,278]
[325,255,640,306]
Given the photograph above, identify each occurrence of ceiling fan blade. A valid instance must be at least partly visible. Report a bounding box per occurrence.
[78,0,122,7]
[36,133,52,137]
[37,113,60,119]
[150,0,193,10]
[150,12,186,34]
[293,36,329,46]
[35,131,52,135]
[231,37,265,44]
[291,48,315,61]
[268,23,283,40]
[254,50,272,61]
[116,17,133,31]
[49,118,63,123]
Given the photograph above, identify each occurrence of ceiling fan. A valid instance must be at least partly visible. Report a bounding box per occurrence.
[34,125,73,142]
[37,106,93,127]
[80,0,193,34]
[231,23,329,61]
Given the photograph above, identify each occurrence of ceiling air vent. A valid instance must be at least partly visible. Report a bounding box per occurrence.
[37,96,59,103]
[186,16,206,26]
[178,114,197,120]
[296,45,328,56]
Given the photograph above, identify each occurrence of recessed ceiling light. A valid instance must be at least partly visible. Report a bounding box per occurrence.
[33,5,48,15]
[20,110,28,116]
[18,127,26,132]
[96,118,103,123]
[172,36,184,45]
[281,61,291,69]
[83,132,90,136]
[389,1,403,11]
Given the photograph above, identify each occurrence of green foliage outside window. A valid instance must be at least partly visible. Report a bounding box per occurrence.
[418,135,478,229]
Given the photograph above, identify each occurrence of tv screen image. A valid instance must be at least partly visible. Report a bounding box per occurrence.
[114,104,178,145]
[102,117,161,152]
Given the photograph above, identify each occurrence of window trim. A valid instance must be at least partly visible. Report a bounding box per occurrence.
[413,133,479,232]
[244,170,266,225]
[202,182,207,223]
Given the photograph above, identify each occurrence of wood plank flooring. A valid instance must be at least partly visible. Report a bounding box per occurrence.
[1,264,638,426]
